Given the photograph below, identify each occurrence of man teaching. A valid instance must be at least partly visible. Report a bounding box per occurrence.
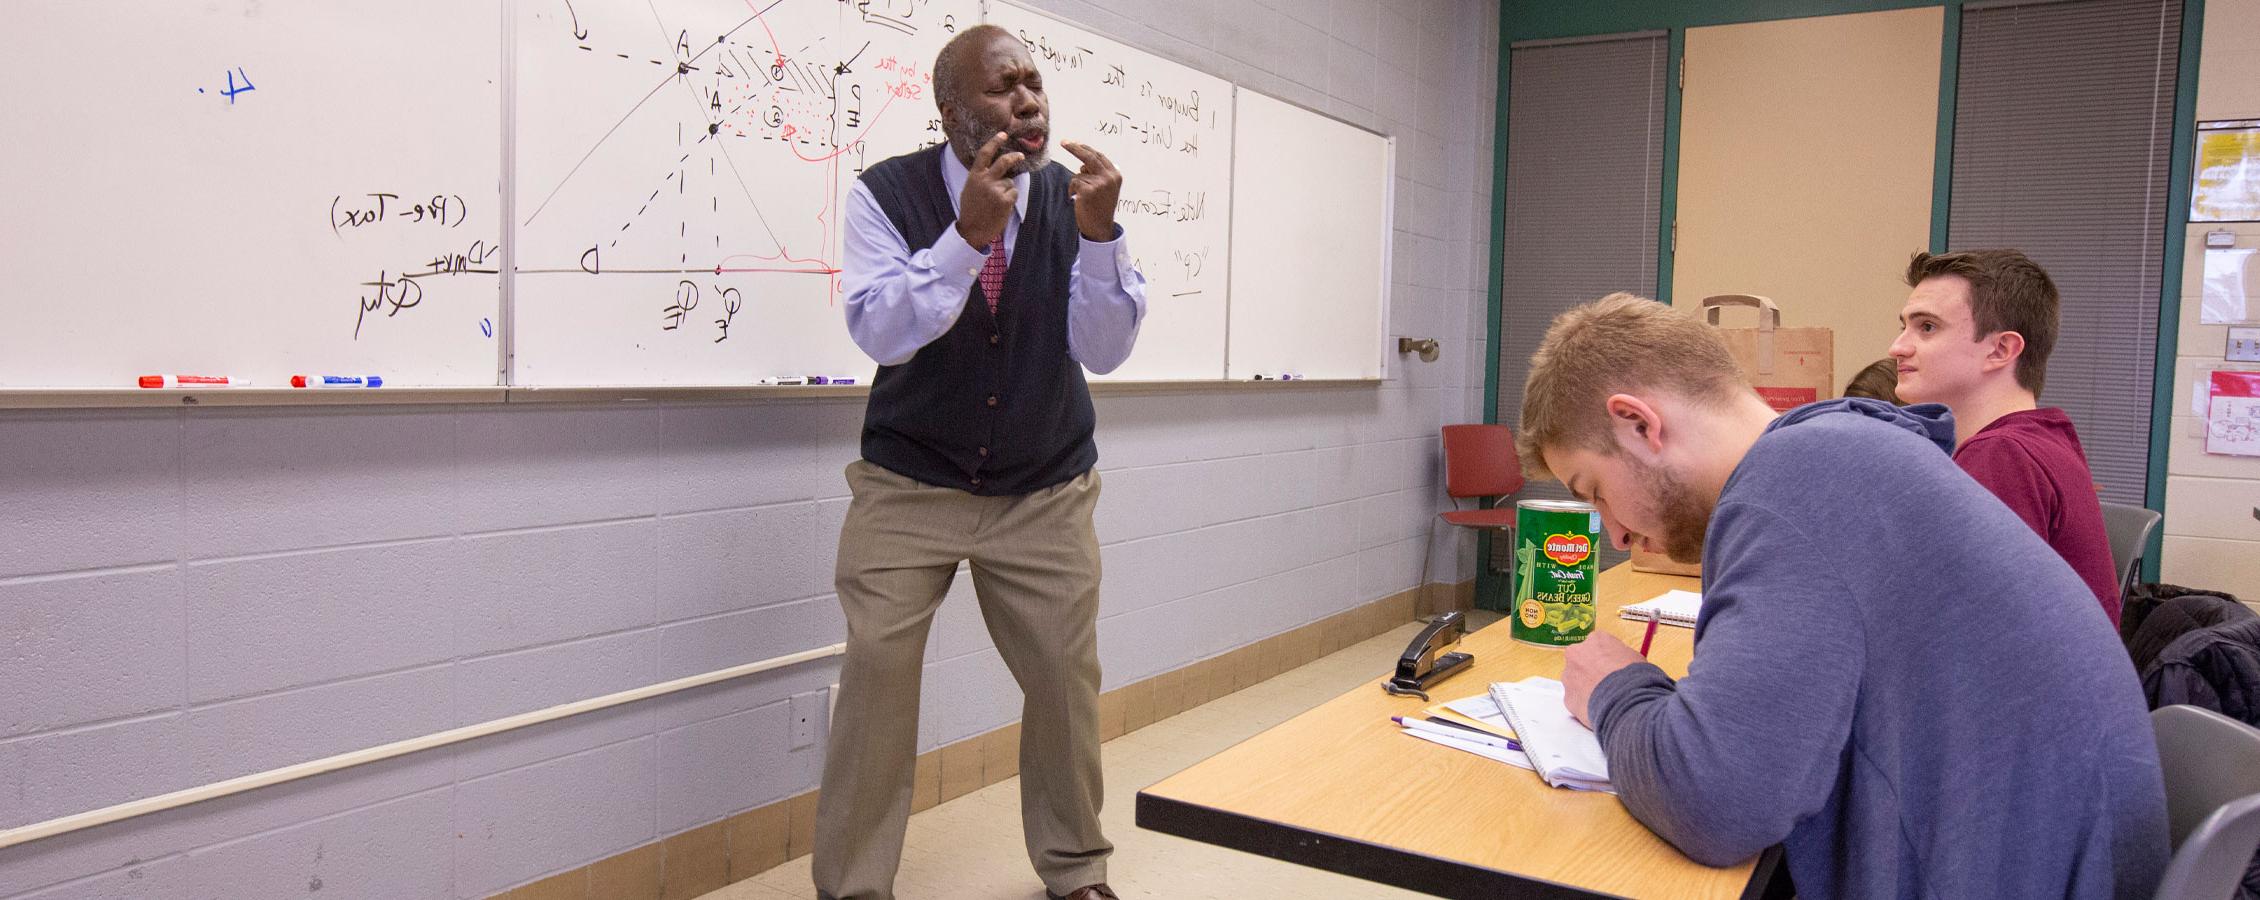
[812,23,1144,900]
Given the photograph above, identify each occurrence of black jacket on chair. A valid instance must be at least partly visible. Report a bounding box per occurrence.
[2131,593,2260,900]
[2136,594,2260,725]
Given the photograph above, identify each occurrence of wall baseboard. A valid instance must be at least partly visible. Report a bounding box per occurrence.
[487,579,1467,900]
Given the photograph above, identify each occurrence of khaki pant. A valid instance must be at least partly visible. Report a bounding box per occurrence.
[812,460,1110,900]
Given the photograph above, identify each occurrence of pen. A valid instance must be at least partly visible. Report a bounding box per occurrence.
[1391,715,1521,751]
[138,375,247,388]
[1418,715,1523,750]
[1638,608,1660,658]
[290,375,384,388]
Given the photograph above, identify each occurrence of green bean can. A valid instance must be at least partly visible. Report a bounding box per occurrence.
[1512,499,1601,647]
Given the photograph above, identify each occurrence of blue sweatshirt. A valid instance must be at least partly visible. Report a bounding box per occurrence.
[1588,399,2169,899]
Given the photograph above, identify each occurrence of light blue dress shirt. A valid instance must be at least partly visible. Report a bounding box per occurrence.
[840,148,1146,372]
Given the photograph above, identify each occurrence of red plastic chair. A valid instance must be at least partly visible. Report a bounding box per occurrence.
[1439,424,1525,530]
[1436,425,1525,606]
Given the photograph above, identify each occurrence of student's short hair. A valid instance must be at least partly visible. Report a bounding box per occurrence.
[1516,293,1748,481]
[1903,249,2059,396]
[1842,358,1903,405]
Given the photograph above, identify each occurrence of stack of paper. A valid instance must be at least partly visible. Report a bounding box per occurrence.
[1397,726,1535,771]
[1434,695,1514,738]
[1619,589,1702,628]
[1393,692,1533,768]
[1488,678,1613,793]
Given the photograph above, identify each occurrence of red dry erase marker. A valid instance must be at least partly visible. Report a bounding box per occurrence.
[138,375,248,388]
[1638,609,1661,658]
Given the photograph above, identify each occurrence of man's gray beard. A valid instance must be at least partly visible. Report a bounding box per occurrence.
[946,112,1044,175]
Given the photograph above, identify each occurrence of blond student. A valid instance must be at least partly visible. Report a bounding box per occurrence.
[1519,294,2166,898]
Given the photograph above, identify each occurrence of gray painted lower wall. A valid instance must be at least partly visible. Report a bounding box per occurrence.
[0,1,1499,897]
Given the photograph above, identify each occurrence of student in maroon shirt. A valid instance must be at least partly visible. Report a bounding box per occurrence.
[1889,249,2124,624]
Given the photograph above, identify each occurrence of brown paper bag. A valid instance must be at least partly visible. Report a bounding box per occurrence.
[1702,294,1836,414]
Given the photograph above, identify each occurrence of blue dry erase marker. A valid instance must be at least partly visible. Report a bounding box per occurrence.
[290,375,384,388]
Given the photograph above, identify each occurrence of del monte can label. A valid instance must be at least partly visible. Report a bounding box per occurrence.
[1513,499,1600,647]
[1543,532,1593,567]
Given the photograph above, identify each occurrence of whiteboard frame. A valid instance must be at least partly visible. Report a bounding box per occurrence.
[499,0,521,385]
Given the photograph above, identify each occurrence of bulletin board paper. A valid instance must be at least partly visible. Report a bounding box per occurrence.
[2204,248,2256,324]
[2195,120,2260,223]
[2207,370,2260,458]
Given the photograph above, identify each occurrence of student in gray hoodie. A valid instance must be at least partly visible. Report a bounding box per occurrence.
[1516,294,2168,899]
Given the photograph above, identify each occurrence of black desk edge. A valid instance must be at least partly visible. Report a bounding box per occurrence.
[1136,789,1789,900]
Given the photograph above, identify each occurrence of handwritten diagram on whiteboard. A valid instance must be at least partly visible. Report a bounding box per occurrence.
[0,0,503,388]
[512,0,975,386]
[0,1,1392,390]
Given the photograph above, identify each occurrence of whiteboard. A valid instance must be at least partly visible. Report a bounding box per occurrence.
[0,0,503,388]
[1227,90,1393,380]
[0,2,1394,392]
[981,1,1234,381]
[511,0,976,386]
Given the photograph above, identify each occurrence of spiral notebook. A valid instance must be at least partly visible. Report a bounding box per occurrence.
[1487,678,1613,793]
[1618,589,1703,628]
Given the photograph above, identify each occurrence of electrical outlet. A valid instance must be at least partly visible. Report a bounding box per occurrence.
[2230,326,2260,363]
[790,691,822,750]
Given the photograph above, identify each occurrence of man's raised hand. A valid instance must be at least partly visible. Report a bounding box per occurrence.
[956,131,1024,249]
[1062,141,1122,242]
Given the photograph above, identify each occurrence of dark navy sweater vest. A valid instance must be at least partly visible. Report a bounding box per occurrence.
[857,143,1098,496]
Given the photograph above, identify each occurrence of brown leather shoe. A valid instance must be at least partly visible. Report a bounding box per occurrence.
[1046,885,1120,900]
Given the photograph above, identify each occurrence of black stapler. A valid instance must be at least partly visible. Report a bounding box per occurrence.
[1381,611,1473,701]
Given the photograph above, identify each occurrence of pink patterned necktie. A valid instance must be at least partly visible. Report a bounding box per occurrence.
[978,238,1007,316]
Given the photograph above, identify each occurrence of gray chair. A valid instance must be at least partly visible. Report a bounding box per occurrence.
[2105,502,2165,600]
[2152,705,2260,898]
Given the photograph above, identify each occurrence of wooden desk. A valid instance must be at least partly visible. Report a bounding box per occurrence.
[1136,564,1785,899]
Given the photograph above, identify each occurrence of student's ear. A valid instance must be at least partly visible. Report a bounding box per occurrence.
[1603,393,1667,459]
[1981,330,2027,376]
